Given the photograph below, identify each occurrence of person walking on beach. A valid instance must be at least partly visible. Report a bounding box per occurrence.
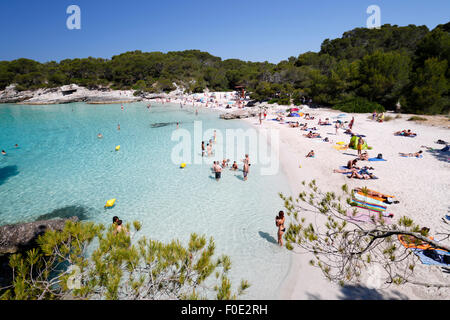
[213,130,217,143]
[275,211,286,247]
[349,117,354,130]
[201,141,205,157]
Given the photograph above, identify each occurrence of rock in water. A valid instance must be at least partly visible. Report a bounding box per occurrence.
[0,217,79,255]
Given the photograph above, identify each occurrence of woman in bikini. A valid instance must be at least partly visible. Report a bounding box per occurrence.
[275,211,286,247]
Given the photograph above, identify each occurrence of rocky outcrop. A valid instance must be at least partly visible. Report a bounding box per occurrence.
[0,84,142,105]
[219,109,260,120]
[0,217,79,255]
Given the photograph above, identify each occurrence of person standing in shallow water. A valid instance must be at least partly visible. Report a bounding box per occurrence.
[243,156,250,181]
[275,211,286,247]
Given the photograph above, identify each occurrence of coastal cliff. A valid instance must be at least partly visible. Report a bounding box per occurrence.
[0,84,143,105]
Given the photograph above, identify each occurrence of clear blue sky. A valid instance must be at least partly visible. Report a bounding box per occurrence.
[0,0,449,63]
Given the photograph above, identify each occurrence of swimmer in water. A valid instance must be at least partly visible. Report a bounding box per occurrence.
[97,133,103,139]
[1,150,6,155]
[117,124,120,131]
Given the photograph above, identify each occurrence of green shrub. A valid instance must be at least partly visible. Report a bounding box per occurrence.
[407,116,427,121]
[333,97,385,113]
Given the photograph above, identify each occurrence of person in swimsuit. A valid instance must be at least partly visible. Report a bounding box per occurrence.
[347,159,359,169]
[201,141,205,157]
[231,161,238,171]
[117,124,120,131]
[275,211,286,247]
[306,150,315,158]
[97,133,103,139]
[399,150,423,157]
[357,138,364,156]
[243,156,250,181]
[1,150,6,155]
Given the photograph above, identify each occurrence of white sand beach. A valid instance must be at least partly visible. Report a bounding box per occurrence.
[242,108,450,300]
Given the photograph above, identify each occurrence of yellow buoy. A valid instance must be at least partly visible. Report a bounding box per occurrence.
[115,145,120,151]
[105,198,116,208]
[180,163,186,168]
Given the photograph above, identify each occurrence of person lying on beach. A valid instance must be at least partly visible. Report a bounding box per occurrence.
[333,167,358,174]
[395,129,416,137]
[289,122,300,128]
[348,171,377,180]
[303,131,321,138]
[344,128,353,134]
[306,150,315,158]
[399,150,423,158]
[353,187,399,204]
[318,119,330,125]
[359,152,369,161]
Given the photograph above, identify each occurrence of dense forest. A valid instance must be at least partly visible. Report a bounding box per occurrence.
[0,23,448,114]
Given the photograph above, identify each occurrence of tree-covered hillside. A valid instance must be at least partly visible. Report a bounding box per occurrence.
[0,23,448,114]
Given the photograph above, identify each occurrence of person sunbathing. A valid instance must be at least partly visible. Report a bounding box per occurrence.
[395,129,416,136]
[304,131,320,138]
[306,150,315,158]
[289,122,299,128]
[346,159,359,169]
[348,171,377,180]
[353,187,399,204]
[333,167,358,174]
[399,150,423,158]
[359,152,369,160]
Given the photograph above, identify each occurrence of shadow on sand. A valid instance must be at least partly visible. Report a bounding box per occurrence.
[425,148,450,163]
[305,284,409,300]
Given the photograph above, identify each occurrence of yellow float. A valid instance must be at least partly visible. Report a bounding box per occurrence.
[180,163,186,168]
[115,145,120,151]
[105,199,116,208]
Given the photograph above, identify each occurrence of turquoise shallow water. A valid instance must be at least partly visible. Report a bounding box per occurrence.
[0,102,291,299]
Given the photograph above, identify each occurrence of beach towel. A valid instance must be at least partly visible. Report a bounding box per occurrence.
[333,145,349,151]
[351,199,386,212]
[445,215,450,221]
[411,248,450,268]
[353,192,387,208]
[368,158,387,161]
